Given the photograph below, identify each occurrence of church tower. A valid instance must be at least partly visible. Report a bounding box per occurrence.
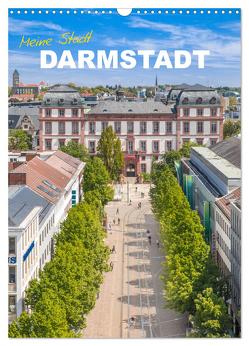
[13,70,19,87]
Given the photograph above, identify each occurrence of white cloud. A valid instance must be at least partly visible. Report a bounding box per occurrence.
[8,18,66,35]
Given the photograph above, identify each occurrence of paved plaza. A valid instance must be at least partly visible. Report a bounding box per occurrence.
[83,182,187,338]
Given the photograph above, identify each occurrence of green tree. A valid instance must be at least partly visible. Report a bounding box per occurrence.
[190,288,231,337]
[150,165,231,333]
[97,125,124,181]
[8,129,32,151]
[61,140,89,162]
[229,96,237,108]
[82,157,114,205]
[223,120,241,139]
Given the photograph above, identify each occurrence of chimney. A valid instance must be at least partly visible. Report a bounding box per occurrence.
[8,172,26,186]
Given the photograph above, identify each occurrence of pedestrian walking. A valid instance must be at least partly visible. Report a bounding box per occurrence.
[156,240,160,248]
[146,229,150,235]
[111,245,116,254]
[116,208,119,215]
[148,235,152,245]
[118,218,120,225]
[129,199,132,205]
[113,218,116,225]
[110,261,114,271]
[135,187,138,193]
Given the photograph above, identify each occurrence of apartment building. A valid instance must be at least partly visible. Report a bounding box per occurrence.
[8,151,84,323]
[8,186,54,322]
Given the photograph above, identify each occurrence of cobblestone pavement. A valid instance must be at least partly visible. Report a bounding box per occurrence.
[83,183,187,338]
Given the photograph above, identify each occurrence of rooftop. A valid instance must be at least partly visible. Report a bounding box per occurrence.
[8,105,39,130]
[209,136,241,169]
[42,84,83,107]
[10,156,69,203]
[89,100,173,114]
[45,150,84,178]
[215,187,241,220]
[192,146,241,180]
[9,185,53,227]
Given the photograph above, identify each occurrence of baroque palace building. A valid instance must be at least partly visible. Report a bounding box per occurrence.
[39,84,223,176]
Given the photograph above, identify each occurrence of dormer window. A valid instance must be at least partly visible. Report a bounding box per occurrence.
[72,98,78,105]
[128,109,133,112]
[46,98,51,104]
[210,97,217,104]
[59,98,64,104]
[103,109,107,112]
[196,97,203,104]
[153,109,158,112]
[182,97,189,104]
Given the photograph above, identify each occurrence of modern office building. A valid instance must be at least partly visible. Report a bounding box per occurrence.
[8,186,54,322]
[215,187,241,334]
[180,136,241,249]
[8,151,84,323]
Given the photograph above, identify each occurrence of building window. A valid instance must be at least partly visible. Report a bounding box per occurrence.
[140,121,147,134]
[45,122,52,134]
[197,108,203,116]
[196,138,204,145]
[153,121,159,134]
[183,138,190,144]
[152,141,159,153]
[197,121,203,133]
[9,267,16,283]
[72,121,79,134]
[114,121,121,134]
[58,109,65,117]
[72,109,78,117]
[9,237,16,254]
[45,139,52,150]
[140,141,146,152]
[89,122,95,134]
[101,121,108,131]
[45,109,51,117]
[166,121,172,134]
[88,141,95,153]
[128,141,133,154]
[210,138,217,146]
[211,108,217,116]
[58,122,65,134]
[8,296,16,313]
[196,97,203,104]
[58,139,65,148]
[166,140,172,151]
[183,122,190,133]
[141,163,146,173]
[141,155,146,161]
[127,121,134,134]
[211,121,217,134]
[183,109,189,117]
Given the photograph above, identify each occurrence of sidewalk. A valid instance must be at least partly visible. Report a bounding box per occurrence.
[83,183,187,338]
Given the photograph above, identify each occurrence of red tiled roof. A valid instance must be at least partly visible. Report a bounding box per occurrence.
[215,187,241,220]
[11,156,69,203]
[45,150,82,178]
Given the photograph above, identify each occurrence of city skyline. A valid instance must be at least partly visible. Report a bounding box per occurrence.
[9,9,241,87]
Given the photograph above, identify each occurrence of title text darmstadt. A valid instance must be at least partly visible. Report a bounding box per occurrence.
[40,49,210,69]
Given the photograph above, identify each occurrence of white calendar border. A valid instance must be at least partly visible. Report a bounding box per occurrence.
[0,1,248,345]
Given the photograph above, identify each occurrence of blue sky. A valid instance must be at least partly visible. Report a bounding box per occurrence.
[8,9,241,87]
